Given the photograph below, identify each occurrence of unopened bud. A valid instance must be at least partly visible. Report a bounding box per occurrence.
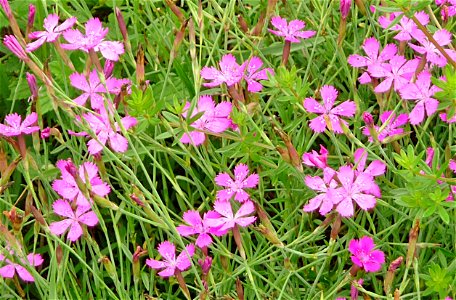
[3,35,28,61]
[103,60,115,78]
[198,256,212,275]
[99,256,117,279]
[0,0,12,18]
[26,4,36,39]
[362,112,374,126]
[236,277,245,300]
[237,15,249,33]
[136,45,145,87]
[384,256,403,294]
[406,220,419,268]
[115,7,128,43]
[340,0,351,19]
[26,72,38,100]
[3,207,23,232]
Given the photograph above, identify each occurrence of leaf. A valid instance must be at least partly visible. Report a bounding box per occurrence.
[437,206,450,224]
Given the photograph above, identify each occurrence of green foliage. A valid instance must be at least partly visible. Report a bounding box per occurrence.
[423,263,453,298]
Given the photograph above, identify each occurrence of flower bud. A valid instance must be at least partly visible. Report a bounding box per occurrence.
[115,7,128,43]
[198,256,212,275]
[362,112,374,126]
[384,256,403,294]
[26,72,38,100]
[340,0,351,19]
[0,0,12,17]
[26,4,36,39]
[3,35,28,61]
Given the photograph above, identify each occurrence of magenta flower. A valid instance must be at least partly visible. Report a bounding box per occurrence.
[438,0,456,18]
[348,236,385,272]
[26,14,76,52]
[353,148,385,198]
[351,279,364,299]
[214,163,259,202]
[368,55,419,93]
[362,111,408,142]
[146,241,195,278]
[180,95,232,146]
[303,167,338,216]
[69,69,130,109]
[0,112,39,137]
[0,252,43,282]
[52,159,110,207]
[340,0,352,19]
[73,110,137,155]
[243,56,274,92]
[200,54,245,88]
[409,29,456,67]
[378,11,429,41]
[347,37,397,84]
[399,71,440,125]
[49,199,99,242]
[333,166,378,217]
[62,18,124,61]
[302,144,328,169]
[304,85,356,134]
[268,16,316,43]
[205,200,256,231]
[176,210,226,248]
[3,35,27,61]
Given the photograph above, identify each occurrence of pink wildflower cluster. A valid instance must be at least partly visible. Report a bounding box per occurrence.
[348,9,456,126]
[49,159,108,241]
[151,164,258,281]
[0,250,44,282]
[180,95,233,146]
[302,148,385,217]
[303,85,356,134]
[201,54,274,93]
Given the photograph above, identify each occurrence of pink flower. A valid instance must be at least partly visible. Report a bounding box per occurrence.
[49,199,99,242]
[146,241,195,278]
[303,167,338,216]
[26,72,38,100]
[205,200,256,231]
[409,29,456,67]
[0,112,39,136]
[26,14,76,52]
[340,0,352,19]
[399,71,440,125]
[69,69,131,109]
[304,85,356,134]
[348,236,385,272]
[176,210,226,248]
[368,55,419,93]
[378,11,429,41]
[200,54,245,88]
[362,111,408,142]
[347,37,397,84]
[353,148,385,198]
[73,110,137,155]
[62,18,124,61]
[180,95,232,146]
[52,159,110,207]
[302,145,328,169]
[436,0,456,18]
[214,163,259,202]
[333,166,378,217]
[268,16,316,43]
[3,35,27,61]
[243,56,274,93]
[0,252,43,282]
